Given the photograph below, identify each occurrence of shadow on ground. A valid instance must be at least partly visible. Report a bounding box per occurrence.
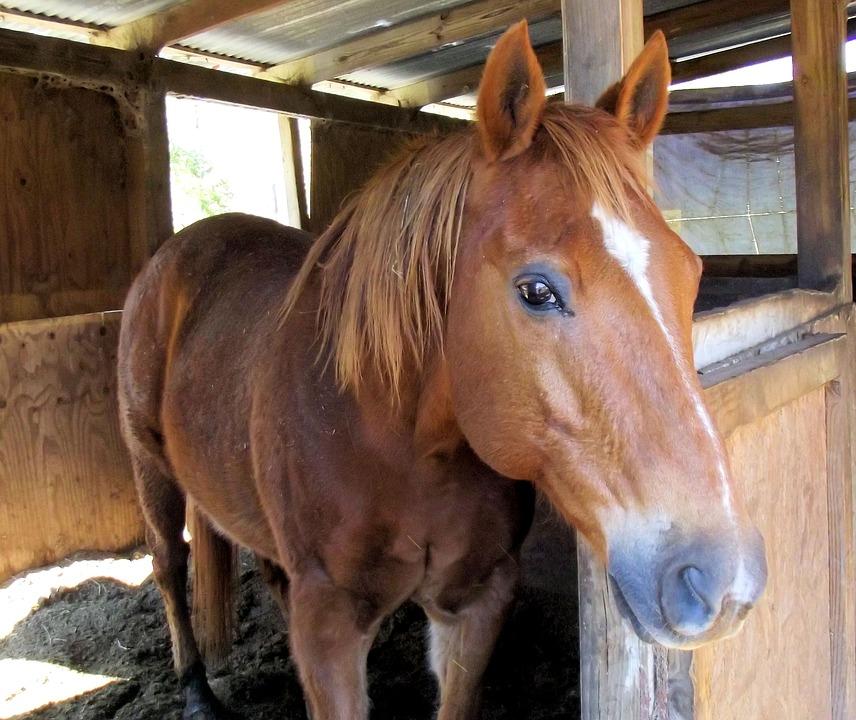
[1,546,580,720]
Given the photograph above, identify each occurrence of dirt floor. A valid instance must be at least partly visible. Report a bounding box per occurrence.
[1,544,580,720]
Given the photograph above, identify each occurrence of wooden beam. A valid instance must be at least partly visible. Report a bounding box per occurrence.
[388,42,563,107]
[257,0,557,85]
[671,33,793,84]
[0,27,464,135]
[385,0,837,108]
[92,0,288,52]
[645,0,789,43]
[672,17,856,84]
[662,96,856,134]
[791,0,852,302]
[701,333,843,436]
[0,6,100,41]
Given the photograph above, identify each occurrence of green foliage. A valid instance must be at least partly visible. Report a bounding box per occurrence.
[170,145,234,229]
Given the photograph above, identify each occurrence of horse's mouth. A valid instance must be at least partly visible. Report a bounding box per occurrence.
[608,575,658,644]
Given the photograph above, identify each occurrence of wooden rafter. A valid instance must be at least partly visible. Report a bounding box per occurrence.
[370,0,801,108]
[388,42,562,108]
[257,0,557,85]
[644,0,789,42]
[0,27,463,134]
[92,0,288,52]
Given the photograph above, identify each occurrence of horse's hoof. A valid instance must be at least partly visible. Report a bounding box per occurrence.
[182,672,232,720]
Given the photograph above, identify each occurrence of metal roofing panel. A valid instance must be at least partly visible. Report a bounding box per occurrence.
[181,0,468,65]
[1,0,175,26]
[342,15,562,90]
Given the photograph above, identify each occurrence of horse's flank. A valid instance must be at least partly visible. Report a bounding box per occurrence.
[281,104,647,399]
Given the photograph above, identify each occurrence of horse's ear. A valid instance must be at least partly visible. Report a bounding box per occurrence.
[476,21,546,162]
[596,30,670,147]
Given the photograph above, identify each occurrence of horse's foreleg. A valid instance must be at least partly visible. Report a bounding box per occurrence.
[132,456,224,720]
[287,572,380,720]
[427,558,518,720]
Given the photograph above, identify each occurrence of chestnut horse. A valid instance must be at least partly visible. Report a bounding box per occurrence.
[118,22,766,720]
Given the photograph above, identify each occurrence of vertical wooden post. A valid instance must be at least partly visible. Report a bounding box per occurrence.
[125,86,173,272]
[562,2,689,718]
[562,0,643,106]
[277,114,309,230]
[791,0,851,303]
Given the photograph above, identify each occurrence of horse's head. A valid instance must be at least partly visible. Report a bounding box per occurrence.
[445,22,766,649]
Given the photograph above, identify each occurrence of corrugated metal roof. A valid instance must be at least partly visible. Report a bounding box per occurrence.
[0,0,807,103]
[182,0,467,65]
[342,15,562,90]
[2,0,173,26]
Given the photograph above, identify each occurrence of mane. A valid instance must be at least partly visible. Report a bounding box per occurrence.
[281,103,648,399]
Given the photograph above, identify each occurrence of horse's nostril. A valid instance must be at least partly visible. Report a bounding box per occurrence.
[661,564,718,637]
[681,566,709,610]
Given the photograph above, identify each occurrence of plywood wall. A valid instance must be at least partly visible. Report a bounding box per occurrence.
[0,312,143,582]
[0,73,139,323]
[693,387,832,719]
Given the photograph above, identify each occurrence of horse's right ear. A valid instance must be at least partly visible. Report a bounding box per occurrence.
[476,21,547,162]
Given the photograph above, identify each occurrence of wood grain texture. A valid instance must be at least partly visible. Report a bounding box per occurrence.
[791,0,852,301]
[645,0,789,43]
[308,120,404,234]
[701,333,842,436]
[0,313,143,583]
[93,0,288,52]
[0,27,463,135]
[0,72,132,322]
[693,387,832,720]
[822,309,856,720]
[389,42,563,108]
[259,0,557,85]
[124,88,173,272]
[671,18,856,84]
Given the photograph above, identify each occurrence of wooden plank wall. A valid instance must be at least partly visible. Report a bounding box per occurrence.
[0,68,169,580]
[0,74,133,323]
[308,120,405,233]
[695,387,832,718]
[0,313,143,582]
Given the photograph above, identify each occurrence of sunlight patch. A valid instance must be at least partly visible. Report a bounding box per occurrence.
[0,555,152,640]
[0,658,123,718]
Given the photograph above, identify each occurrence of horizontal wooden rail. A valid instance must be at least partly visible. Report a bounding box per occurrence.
[702,333,844,436]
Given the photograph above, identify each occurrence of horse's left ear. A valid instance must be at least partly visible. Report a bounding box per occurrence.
[596,30,670,147]
[476,21,547,162]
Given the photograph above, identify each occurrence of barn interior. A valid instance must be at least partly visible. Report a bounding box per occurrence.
[0,1,854,719]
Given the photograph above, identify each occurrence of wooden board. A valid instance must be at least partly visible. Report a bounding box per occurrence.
[0,73,133,322]
[693,387,832,719]
[0,313,143,582]
[308,120,404,233]
[791,0,851,301]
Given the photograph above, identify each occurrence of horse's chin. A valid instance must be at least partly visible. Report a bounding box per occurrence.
[608,574,658,645]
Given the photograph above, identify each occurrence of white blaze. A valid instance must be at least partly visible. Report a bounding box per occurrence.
[591,203,735,521]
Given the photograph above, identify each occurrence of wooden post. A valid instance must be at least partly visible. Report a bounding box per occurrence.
[562,2,689,718]
[791,0,852,302]
[125,86,173,272]
[277,115,309,230]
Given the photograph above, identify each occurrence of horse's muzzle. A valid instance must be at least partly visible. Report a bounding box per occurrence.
[608,526,767,649]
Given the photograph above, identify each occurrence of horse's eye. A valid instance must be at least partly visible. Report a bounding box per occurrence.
[516,276,558,309]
